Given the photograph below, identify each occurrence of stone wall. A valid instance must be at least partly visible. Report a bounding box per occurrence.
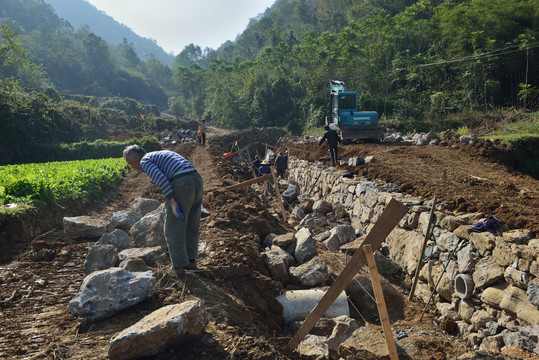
[286,157,539,354]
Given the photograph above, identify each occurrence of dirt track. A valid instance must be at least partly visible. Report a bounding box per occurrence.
[0,127,538,359]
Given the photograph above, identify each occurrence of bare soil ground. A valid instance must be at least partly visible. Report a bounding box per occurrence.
[0,126,537,359]
[282,132,538,235]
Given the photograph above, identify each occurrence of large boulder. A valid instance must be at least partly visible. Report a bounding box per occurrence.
[118,246,165,266]
[481,284,539,326]
[97,229,131,251]
[502,229,534,244]
[518,326,539,355]
[294,227,317,264]
[289,258,329,287]
[109,209,141,231]
[327,316,361,360]
[263,246,292,283]
[386,228,423,276]
[339,326,389,360]
[129,205,166,248]
[473,257,504,289]
[83,244,119,275]
[298,335,329,359]
[469,231,497,256]
[272,233,295,247]
[131,197,161,217]
[69,268,155,321]
[457,243,478,273]
[346,273,405,321]
[312,200,333,214]
[63,216,113,239]
[108,300,208,360]
[282,183,300,204]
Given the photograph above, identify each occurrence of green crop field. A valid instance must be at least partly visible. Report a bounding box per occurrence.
[0,158,130,208]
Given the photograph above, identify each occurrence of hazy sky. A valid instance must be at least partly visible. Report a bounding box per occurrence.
[85,0,275,54]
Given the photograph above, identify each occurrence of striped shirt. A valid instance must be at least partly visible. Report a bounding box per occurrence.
[140,150,195,200]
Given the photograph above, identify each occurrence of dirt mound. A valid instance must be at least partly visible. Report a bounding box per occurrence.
[442,131,519,170]
[208,127,288,154]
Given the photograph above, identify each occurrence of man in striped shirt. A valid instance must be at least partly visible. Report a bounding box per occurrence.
[123,145,203,273]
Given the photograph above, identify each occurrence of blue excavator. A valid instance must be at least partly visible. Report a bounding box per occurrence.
[326,80,383,142]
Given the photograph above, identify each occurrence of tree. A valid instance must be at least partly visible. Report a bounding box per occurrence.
[0,23,50,88]
[173,43,203,68]
[117,38,140,67]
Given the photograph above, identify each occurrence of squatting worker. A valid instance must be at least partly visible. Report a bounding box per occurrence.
[123,145,203,273]
[318,125,342,166]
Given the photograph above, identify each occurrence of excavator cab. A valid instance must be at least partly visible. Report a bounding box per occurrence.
[326,80,383,141]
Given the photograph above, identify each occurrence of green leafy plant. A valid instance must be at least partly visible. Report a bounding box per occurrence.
[0,157,131,208]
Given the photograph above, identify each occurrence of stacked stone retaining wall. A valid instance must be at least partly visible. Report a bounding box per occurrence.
[286,156,539,354]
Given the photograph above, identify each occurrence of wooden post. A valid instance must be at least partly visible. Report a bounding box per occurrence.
[408,196,437,300]
[363,244,399,360]
[288,199,408,350]
[245,150,256,178]
[270,167,287,219]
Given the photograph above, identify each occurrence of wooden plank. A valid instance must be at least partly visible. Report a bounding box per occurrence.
[288,198,408,350]
[228,142,257,157]
[225,174,272,190]
[270,167,287,219]
[363,244,399,360]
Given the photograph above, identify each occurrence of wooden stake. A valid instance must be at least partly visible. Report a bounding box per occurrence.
[245,150,256,178]
[363,244,399,360]
[288,199,408,350]
[270,167,287,219]
[408,196,437,301]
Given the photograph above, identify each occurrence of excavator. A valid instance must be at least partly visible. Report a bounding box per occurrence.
[326,80,384,142]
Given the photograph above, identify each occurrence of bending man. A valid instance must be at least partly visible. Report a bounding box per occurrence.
[123,145,203,273]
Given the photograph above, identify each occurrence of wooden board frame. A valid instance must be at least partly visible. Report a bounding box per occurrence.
[288,198,408,350]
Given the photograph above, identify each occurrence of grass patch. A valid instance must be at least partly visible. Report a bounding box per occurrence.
[484,113,539,178]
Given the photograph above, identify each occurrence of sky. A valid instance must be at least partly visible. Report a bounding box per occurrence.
[85,0,275,54]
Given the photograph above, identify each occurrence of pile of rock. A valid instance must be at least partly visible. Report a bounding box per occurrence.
[280,156,538,356]
[158,128,198,147]
[63,197,208,360]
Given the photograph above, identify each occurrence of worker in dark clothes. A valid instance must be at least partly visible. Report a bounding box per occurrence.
[258,159,272,176]
[274,152,287,179]
[252,155,262,175]
[318,125,342,165]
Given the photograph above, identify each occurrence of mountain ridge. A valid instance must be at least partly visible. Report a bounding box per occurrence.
[44,0,175,65]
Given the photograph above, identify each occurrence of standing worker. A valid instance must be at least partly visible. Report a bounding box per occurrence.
[318,125,342,165]
[123,145,203,274]
[275,152,287,179]
[252,155,262,176]
[199,119,207,145]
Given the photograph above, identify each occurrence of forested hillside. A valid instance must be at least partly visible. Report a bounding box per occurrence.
[1,0,538,140]
[0,0,175,106]
[172,0,538,135]
[45,0,174,66]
